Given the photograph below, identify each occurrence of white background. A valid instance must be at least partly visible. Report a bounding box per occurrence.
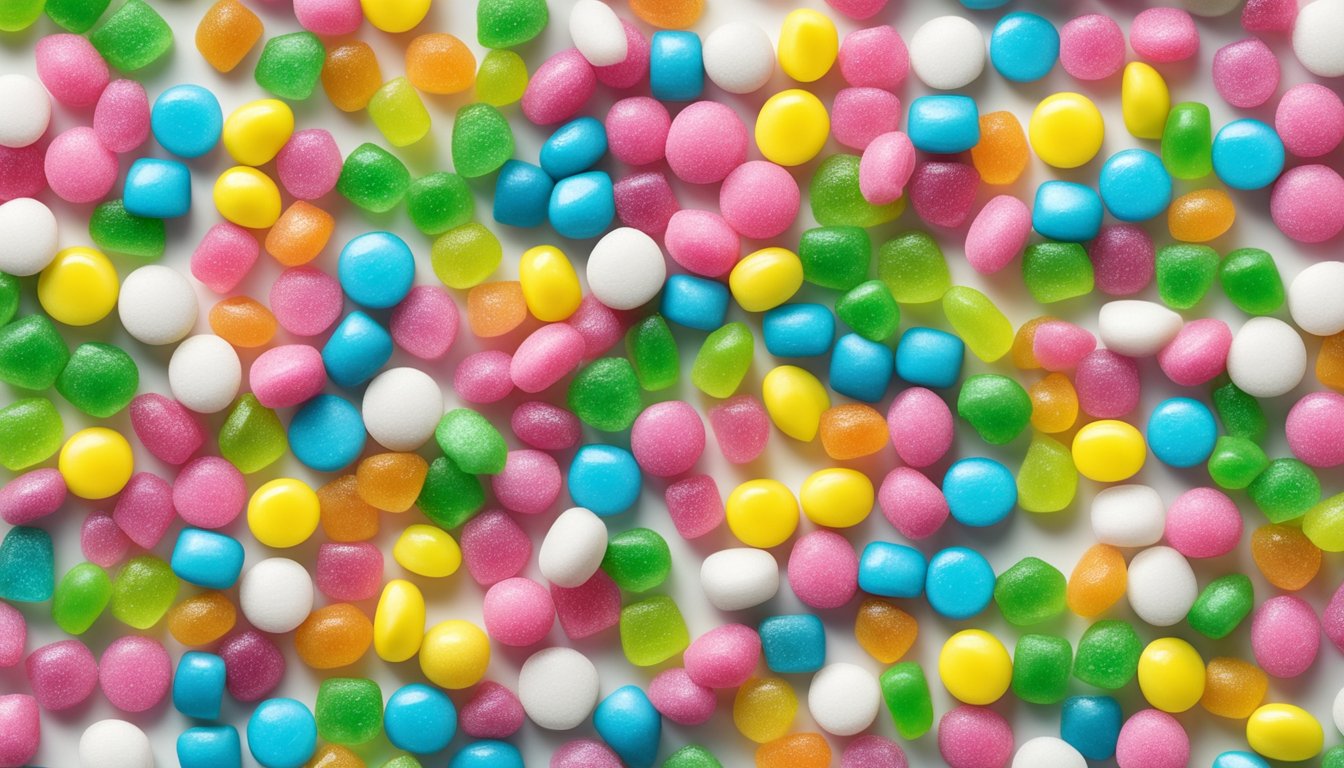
[3,0,1344,765]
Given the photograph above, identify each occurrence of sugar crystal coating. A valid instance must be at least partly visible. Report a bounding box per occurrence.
[27,639,97,710]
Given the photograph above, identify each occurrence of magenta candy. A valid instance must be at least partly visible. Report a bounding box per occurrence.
[1074,349,1141,419]
[275,128,342,200]
[315,542,383,602]
[1251,595,1320,678]
[720,160,800,240]
[0,695,38,768]
[1129,7,1199,63]
[887,387,952,469]
[648,667,716,725]
[219,629,285,702]
[98,636,170,713]
[192,222,260,295]
[0,469,67,525]
[112,472,175,549]
[1271,164,1344,243]
[909,161,979,229]
[35,33,109,107]
[1242,0,1297,32]
[551,569,621,640]
[1115,709,1189,768]
[1157,318,1231,387]
[26,639,98,711]
[491,450,562,515]
[455,350,515,404]
[613,171,680,238]
[92,79,149,153]
[81,512,131,568]
[605,96,670,167]
[787,530,859,610]
[1275,84,1344,158]
[631,400,706,478]
[1033,321,1096,372]
[594,20,650,90]
[269,265,343,336]
[249,344,327,409]
[173,456,246,529]
[0,603,25,668]
[390,285,458,360]
[683,623,761,688]
[879,467,949,540]
[460,681,525,739]
[552,739,623,768]
[1059,14,1125,80]
[1164,487,1242,558]
[838,25,909,89]
[826,0,888,19]
[843,735,909,768]
[665,209,740,278]
[1089,224,1154,295]
[832,88,901,151]
[666,101,748,184]
[1324,580,1344,653]
[1212,38,1279,109]
[859,131,915,207]
[511,401,582,452]
[709,394,770,464]
[510,323,585,393]
[664,474,725,540]
[1286,391,1344,467]
[522,48,597,126]
[937,705,1013,768]
[483,577,555,647]
[130,393,205,465]
[964,195,1030,274]
[461,510,533,587]
[0,144,47,201]
[293,0,360,35]
[44,126,117,204]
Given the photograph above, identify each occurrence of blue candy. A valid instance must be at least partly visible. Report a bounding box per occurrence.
[763,303,835,357]
[0,526,53,602]
[1212,119,1285,191]
[650,31,703,101]
[338,231,415,309]
[943,458,1017,527]
[759,614,825,674]
[830,333,894,403]
[1060,695,1123,761]
[1032,181,1103,242]
[959,0,1011,8]
[925,546,995,620]
[123,158,191,218]
[540,116,608,179]
[549,171,615,239]
[896,327,965,389]
[1146,396,1217,468]
[177,725,242,768]
[323,311,393,388]
[1098,149,1172,222]
[907,95,980,154]
[170,528,244,589]
[246,698,317,768]
[661,274,730,331]
[990,12,1058,82]
[493,160,554,228]
[449,741,525,768]
[288,394,365,472]
[858,541,927,598]
[173,651,227,720]
[384,684,456,755]
[1212,751,1272,768]
[568,444,641,516]
[151,84,222,158]
[593,685,661,768]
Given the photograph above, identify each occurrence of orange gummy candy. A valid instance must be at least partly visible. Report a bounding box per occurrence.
[756,733,831,768]
[1168,189,1236,243]
[295,603,373,670]
[629,0,704,28]
[1011,315,1055,369]
[1201,656,1267,719]
[855,598,918,664]
[168,591,238,646]
[318,475,381,542]
[406,33,477,94]
[971,111,1029,186]
[322,42,383,112]
[308,745,364,768]
[467,281,528,338]
[1250,523,1322,591]
[355,452,429,513]
[1030,372,1080,434]
[195,0,262,73]
[818,403,889,460]
[266,201,334,267]
[209,296,277,349]
[1066,543,1127,618]
[1316,332,1344,390]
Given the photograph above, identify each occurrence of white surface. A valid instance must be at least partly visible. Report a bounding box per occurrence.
[2,0,1344,766]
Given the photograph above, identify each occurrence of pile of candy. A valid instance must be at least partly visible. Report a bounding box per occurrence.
[4,0,1344,765]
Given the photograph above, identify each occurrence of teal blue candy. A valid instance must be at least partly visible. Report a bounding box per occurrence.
[247,698,317,767]
[0,526,55,602]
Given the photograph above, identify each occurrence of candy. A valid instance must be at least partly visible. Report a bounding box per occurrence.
[35,34,109,107]
[626,314,681,387]
[79,720,153,768]
[1165,487,1241,558]
[703,21,774,93]
[1059,14,1124,79]
[1012,634,1072,704]
[879,662,933,739]
[860,132,916,206]
[1293,0,1344,77]
[649,668,715,726]
[100,635,171,713]
[1029,93,1104,169]
[517,646,599,730]
[943,286,1012,361]
[89,0,172,71]
[938,706,1013,768]
[991,12,1058,82]
[700,548,779,611]
[721,160,800,239]
[295,603,373,669]
[568,358,641,431]
[665,475,725,539]
[908,161,978,228]
[909,15,984,89]
[1115,709,1189,768]
[1251,594,1320,678]
[1202,657,1267,718]
[613,171,679,237]
[195,0,262,72]
[431,224,502,290]
[0,695,38,767]
[1074,620,1142,689]
[808,663,880,736]
[586,227,666,310]
[1245,703,1323,762]
[666,101,747,183]
[27,639,97,710]
[357,452,429,513]
[735,677,799,742]
[995,556,1066,625]
[382,684,455,755]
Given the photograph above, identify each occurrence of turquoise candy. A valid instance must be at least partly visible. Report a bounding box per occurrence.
[0,526,55,602]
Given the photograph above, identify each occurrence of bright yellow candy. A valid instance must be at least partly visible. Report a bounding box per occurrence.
[519,245,582,321]
[755,89,830,167]
[1071,420,1147,482]
[222,99,294,166]
[938,629,1012,705]
[374,579,425,662]
[777,9,837,83]
[761,365,829,442]
[1246,703,1324,762]
[942,286,1013,363]
[368,77,431,147]
[419,620,490,689]
[799,468,873,528]
[1121,62,1171,140]
[247,478,320,548]
[729,248,804,312]
[1304,492,1344,552]
[725,479,799,548]
[1028,92,1105,169]
[734,677,798,743]
[37,247,118,327]
[1137,637,1205,713]
[360,0,430,33]
[58,427,133,500]
[214,166,282,229]
[393,524,462,578]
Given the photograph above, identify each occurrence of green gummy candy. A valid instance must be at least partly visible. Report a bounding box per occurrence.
[810,154,904,227]
[691,322,753,399]
[1248,457,1319,523]
[110,555,178,629]
[879,662,933,740]
[1323,746,1344,768]
[219,394,287,474]
[1017,434,1077,513]
[89,0,172,71]
[417,456,485,530]
[799,226,870,290]
[338,143,410,214]
[0,0,44,30]
[957,374,1032,445]
[45,0,109,31]
[0,397,63,471]
[89,200,166,260]
[52,562,111,635]
[1022,242,1094,304]
[943,286,1012,362]
[602,528,671,593]
[315,678,383,746]
[55,342,138,418]
[382,758,423,768]
[476,0,548,48]
[836,280,900,342]
[1212,380,1266,442]
[994,556,1067,625]
[663,745,722,768]
[620,596,689,667]
[254,31,325,100]
[476,49,528,107]
[435,409,507,475]
[0,273,18,327]
[1155,244,1218,310]
[1161,102,1212,180]
[407,172,473,236]
[0,315,70,390]
[1207,435,1269,490]
[1187,573,1253,640]
[1073,619,1141,690]
[1011,634,1073,705]
[626,315,679,392]
[568,357,642,431]
[1219,248,1284,315]
[0,526,55,602]
[453,104,515,179]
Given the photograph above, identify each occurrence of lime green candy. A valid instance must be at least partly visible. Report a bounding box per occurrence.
[89,0,172,71]
[1017,434,1077,513]
[1248,457,1320,523]
[1186,573,1253,640]
[663,745,722,768]
[994,556,1066,625]
[811,154,904,227]
[55,342,138,418]
[836,280,899,342]
[315,678,383,746]
[878,232,951,304]
[1207,435,1269,490]
[602,528,671,593]
[408,172,473,236]
[0,397,63,471]
[219,394,287,474]
[89,201,166,260]
[1305,492,1344,552]
[1212,380,1266,442]
[476,49,528,107]
[0,273,18,327]
[0,526,55,602]
[1073,619,1141,690]
[45,0,109,31]
[1022,242,1094,303]
[382,757,423,768]
[1011,634,1072,705]
[799,226,870,291]
[338,143,410,214]
[1161,101,1212,180]
[568,357,642,432]
[0,315,70,390]
[691,322,753,398]
[435,409,507,475]
[52,562,111,635]
[879,662,933,739]
[453,104,515,179]
[477,0,548,48]
[254,31,325,100]
[0,0,44,30]
[109,555,178,629]
[943,286,1012,362]
[1155,243,1218,309]
[957,374,1031,445]
[620,596,689,667]
[1219,247,1284,315]
[370,77,431,148]
[417,456,485,530]
[626,314,679,392]
[431,223,502,289]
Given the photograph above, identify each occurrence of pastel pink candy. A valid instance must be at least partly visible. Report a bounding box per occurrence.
[664,474,725,539]
[35,34,109,107]
[482,577,555,646]
[93,79,149,153]
[0,468,67,525]
[0,603,25,667]
[859,131,916,206]
[909,161,979,229]
[631,400,705,477]
[219,630,285,702]
[1115,710,1188,768]
[879,467,949,539]
[1059,14,1125,80]
[315,542,383,601]
[964,195,1030,274]
[26,639,97,711]
[391,285,458,360]
[1324,580,1344,653]
[666,101,748,184]
[1271,164,1344,243]
[1074,350,1140,418]
[832,88,901,151]
[0,145,46,201]
[270,266,343,336]
[491,450,562,515]
[648,667,716,725]
[1033,321,1096,371]
[1242,0,1297,32]
[112,472,175,549]
[553,740,623,768]
[173,456,246,529]
[826,0,888,19]
[844,735,909,768]
[1164,487,1242,558]
[511,401,582,451]
[1157,318,1231,387]
[550,569,621,639]
[192,223,260,295]
[708,394,769,463]
[81,512,131,568]
[787,530,859,609]
[838,25,909,89]
[249,344,325,409]
[99,636,170,712]
[594,21,649,90]
[1130,7,1199,63]
[1286,391,1344,467]
[720,161,799,240]
[459,681,525,739]
[684,623,761,688]
[569,294,629,357]
[605,97,670,166]
[887,387,951,468]
[1275,84,1344,158]
[293,0,361,35]
[45,126,117,203]
[510,323,585,393]
[460,510,532,587]
[0,695,38,768]
[1090,224,1154,295]
[522,48,596,125]
[938,705,1013,768]
[1212,38,1279,108]
[665,209,740,278]
[275,128,342,200]
[455,350,515,404]
[613,171,680,238]
[1251,595,1320,678]
[129,394,205,466]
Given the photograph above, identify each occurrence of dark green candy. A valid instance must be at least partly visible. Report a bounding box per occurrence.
[836,280,900,342]
[55,342,138,417]
[1161,102,1212,180]
[89,200,166,260]
[1011,634,1073,705]
[1187,573,1253,640]
[1073,620,1141,690]
[338,143,411,214]
[626,315,679,392]
[1248,458,1320,523]
[568,357,642,431]
[1219,248,1284,315]
[0,273,17,326]
[46,0,111,31]
[994,556,1066,625]
[254,32,325,100]
[435,409,507,474]
[798,226,870,290]
[0,315,70,390]
[417,456,485,530]
[957,374,1032,445]
[1155,244,1218,309]
[602,528,671,592]
[407,172,474,236]
[1322,746,1344,768]
[1022,242,1094,303]
[315,678,383,745]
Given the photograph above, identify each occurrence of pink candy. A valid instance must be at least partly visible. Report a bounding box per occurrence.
[483,577,555,646]
[787,530,859,609]
[938,705,1013,768]
[173,456,246,529]
[838,25,909,89]
[826,0,888,20]
[1212,38,1279,108]
[93,79,149,153]
[1325,580,1344,654]
[0,695,38,768]
[631,400,705,478]
[192,223,260,295]
[550,569,621,639]
[219,629,285,702]
[0,468,67,525]
[460,510,532,587]
[964,195,1030,274]
[1251,595,1320,678]
[112,472,175,549]
[522,48,597,125]
[594,20,649,90]
[44,126,117,203]
[1115,709,1189,768]
[0,144,47,201]
[455,350,515,404]
[275,129,342,200]
[1164,487,1242,558]
[552,740,623,768]
[664,474,725,540]
[511,401,582,452]
[510,323,585,393]
[909,161,979,229]
[1089,224,1154,295]
[391,285,459,360]
[708,395,769,463]
[315,542,384,602]
[720,161,800,240]
[270,266,343,336]
[648,667,716,725]
[605,97,670,167]
[491,450,562,515]
[35,34,109,107]
[0,603,25,668]
[81,512,131,568]
[613,171,680,238]
[568,294,629,357]
[683,623,761,688]
[1271,164,1344,243]
[1059,14,1126,81]
[665,101,747,184]
[99,636,171,713]
[130,393,205,466]
[1074,349,1141,418]
[880,467,949,540]
[844,736,909,768]
[1158,318,1231,387]
[1275,84,1344,158]
[665,209,741,278]
[249,344,326,409]
[859,131,916,207]
[460,681,525,739]
[26,639,97,711]
[1242,0,1297,32]
[1033,321,1096,371]
[832,88,901,151]
[293,0,361,35]
[1129,8,1199,63]
[1286,391,1344,467]
[887,387,952,468]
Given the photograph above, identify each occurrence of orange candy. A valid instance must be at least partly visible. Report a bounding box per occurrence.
[295,603,374,669]
[1030,372,1080,434]
[818,403,889,460]
[854,598,918,664]
[318,475,380,542]
[406,33,477,94]
[1011,315,1055,369]
[195,0,263,73]
[1066,543,1127,618]
[1201,656,1267,719]
[629,0,703,28]
[971,111,1030,186]
[756,733,831,768]
[322,42,383,112]
[355,452,429,513]
[167,591,238,646]
[209,296,277,349]
[1168,189,1236,243]
[1250,523,1321,591]
[1316,332,1344,390]
[266,201,334,267]
[467,281,528,338]
[308,745,364,768]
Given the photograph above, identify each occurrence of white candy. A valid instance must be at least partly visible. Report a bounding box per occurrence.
[700,548,779,611]
[0,74,51,148]
[909,16,985,90]
[119,265,199,345]
[1127,546,1197,627]
[79,719,153,768]
[1091,484,1165,547]
[517,647,600,730]
[1013,737,1086,768]
[0,197,58,276]
[1288,261,1344,336]
[703,22,776,94]
[538,507,608,588]
[587,227,667,311]
[362,367,443,451]
[1334,686,1344,735]
[239,557,314,634]
[1227,316,1307,398]
[1179,0,1242,15]
[807,663,881,736]
[1097,300,1182,357]
[569,0,627,67]
[168,335,241,414]
[1294,0,1344,77]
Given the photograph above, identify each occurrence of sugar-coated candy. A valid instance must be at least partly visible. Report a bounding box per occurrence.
[908,161,978,228]
[1251,595,1320,678]
[592,686,660,768]
[666,101,747,183]
[483,577,553,645]
[518,647,600,730]
[1158,318,1229,386]
[27,639,97,710]
[100,635,171,713]
[247,698,317,768]
[649,668,715,726]
[459,681,524,740]
[0,74,49,148]
[604,97,669,168]
[1115,709,1190,768]
[1227,316,1307,398]
[1245,703,1324,762]
[720,160,800,239]
[239,557,313,633]
[1126,546,1198,626]
[938,706,1013,768]
[1059,14,1124,79]
[79,720,153,768]
[1011,634,1072,704]
[1060,696,1123,760]
[35,34,108,108]
[1200,656,1266,718]
[909,15,984,90]
[294,603,372,669]
[703,21,773,93]
[1074,620,1142,689]
[46,127,119,205]
[0,694,38,767]
[539,506,608,588]
[734,677,799,743]
[613,171,680,237]
[338,142,409,213]
[860,132,916,206]
[925,547,994,620]
[0,198,58,278]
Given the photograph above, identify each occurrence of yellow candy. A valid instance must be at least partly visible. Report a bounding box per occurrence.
[942,286,1013,363]
[1246,703,1324,762]
[37,247,118,327]
[726,479,799,548]
[729,247,804,312]
[222,99,294,166]
[393,524,462,578]
[755,90,830,167]
[374,579,426,662]
[58,427,133,500]
[432,223,502,289]
[1137,637,1205,713]
[476,49,529,107]
[419,619,490,689]
[360,0,430,33]
[761,365,829,441]
[247,478,320,548]
[777,9,837,83]
[1071,420,1146,482]
[1028,92,1105,169]
[1121,62,1171,140]
[214,166,282,229]
[519,245,582,321]
[938,629,1011,705]
[368,77,431,147]
[734,677,798,743]
[799,468,873,528]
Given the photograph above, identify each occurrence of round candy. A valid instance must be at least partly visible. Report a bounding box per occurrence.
[1146,398,1217,468]
[38,247,118,327]
[990,12,1058,82]
[1294,0,1344,77]
[938,629,1011,705]
[0,74,50,148]
[239,557,314,634]
[1059,14,1124,80]
[118,265,198,346]
[755,89,830,167]
[1072,420,1146,482]
[0,197,58,276]
[703,21,774,94]
[247,478,320,548]
[58,427,133,500]
[909,16,985,90]
[1029,92,1104,169]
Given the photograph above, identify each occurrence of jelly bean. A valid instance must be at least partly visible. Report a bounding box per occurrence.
[1245,703,1323,762]
[1188,573,1255,639]
[1202,656,1267,718]
[762,365,830,441]
[943,286,1012,362]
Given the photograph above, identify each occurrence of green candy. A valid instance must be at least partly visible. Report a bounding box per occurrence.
[0,397,63,471]
[1207,435,1269,490]
[691,322,753,398]
[1187,573,1253,640]
[89,200,165,259]
[407,172,473,236]
[836,280,900,342]
[994,556,1067,625]
[382,758,423,768]
[877,232,951,304]
[1323,746,1344,768]
[799,226,870,290]
[452,104,515,179]
[110,555,178,629]
[435,409,507,475]
[957,374,1032,445]
[626,315,679,392]
[620,596,689,667]
[0,0,44,30]
[1017,434,1077,513]
[1011,634,1073,705]
[254,32,325,100]
[811,154,903,227]
[338,143,410,214]
[417,456,485,530]
[568,357,642,431]
[602,528,671,592]
[476,0,548,48]
[1160,102,1212,180]
[1212,380,1266,442]
[1219,248,1284,315]
[45,0,109,31]
[52,562,111,635]
[89,0,172,71]
[219,394,287,474]
[0,526,54,602]
[55,342,138,417]
[1155,243,1218,310]
[1073,620,1141,690]
[1022,242,1094,303]
[879,662,933,739]
[315,678,383,746]
[0,315,70,390]
[0,273,18,326]
[662,745,722,768]
[475,50,528,107]
[1248,458,1319,523]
